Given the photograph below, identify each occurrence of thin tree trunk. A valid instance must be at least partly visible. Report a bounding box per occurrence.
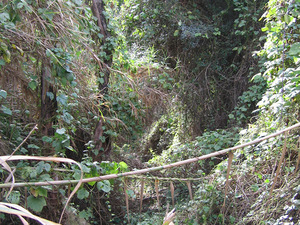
[40,61,57,137]
[91,0,113,159]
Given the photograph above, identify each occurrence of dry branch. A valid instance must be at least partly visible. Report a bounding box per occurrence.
[155,179,160,207]
[123,178,130,224]
[269,131,288,196]
[222,150,234,214]
[170,182,175,207]
[139,180,144,214]
[1,122,300,189]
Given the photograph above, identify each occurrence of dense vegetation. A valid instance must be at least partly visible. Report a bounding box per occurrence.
[0,0,299,224]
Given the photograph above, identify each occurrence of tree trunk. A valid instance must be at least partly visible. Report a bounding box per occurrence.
[91,0,113,160]
[40,61,57,137]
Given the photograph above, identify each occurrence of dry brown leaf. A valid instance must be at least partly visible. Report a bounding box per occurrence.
[163,207,176,225]
[0,202,61,225]
[0,158,15,200]
[186,181,192,200]
[155,179,160,207]
[170,181,175,207]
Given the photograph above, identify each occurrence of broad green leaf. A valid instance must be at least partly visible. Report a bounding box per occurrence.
[238,20,246,27]
[0,90,7,99]
[71,81,77,87]
[57,93,68,106]
[288,43,300,56]
[86,168,99,186]
[173,30,179,37]
[46,92,54,100]
[126,189,135,198]
[56,128,66,135]
[42,136,53,143]
[1,105,12,115]
[30,170,38,178]
[28,80,37,90]
[0,13,10,22]
[80,164,91,173]
[97,180,111,193]
[36,162,45,174]
[251,184,259,192]
[119,161,128,171]
[98,77,104,84]
[51,141,61,152]
[73,170,82,180]
[36,161,51,174]
[27,196,46,212]
[44,163,51,172]
[36,187,48,197]
[61,77,67,86]
[284,15,293,24]
[62,111,73,124]
[28,144,40,149]
[17,2,24,9]
[77,188,89,199]
[39,174,53,181]
[20,0,32,13]
[46,49,61,66]
[66,72,74,81]
[264,179,270,183]
[7,191,21,204]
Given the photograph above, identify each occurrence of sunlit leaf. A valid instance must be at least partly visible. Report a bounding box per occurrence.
[56,128,66,135]
[119,161,128,171]
[1,105,12,115]
[288,43,300,56]
[0,90,7,99]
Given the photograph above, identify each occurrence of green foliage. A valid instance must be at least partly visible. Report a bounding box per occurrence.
[77,188,89,200]
[148,127,240,176]
[1,0,299,224]
[46,48,76,87]
[50,128,71,154]
[256,0,300,122]
[97,180,111,193]
[116,0,267,134]
[229,74,267,125]
[6,191,21,204]
[106,73,145,141]
[179,182,225,224]
[0,89,12,116]
[130,212,163,225]
[27,195,47,212]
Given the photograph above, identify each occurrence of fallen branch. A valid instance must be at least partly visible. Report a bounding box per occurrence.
[1,122,300,189]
